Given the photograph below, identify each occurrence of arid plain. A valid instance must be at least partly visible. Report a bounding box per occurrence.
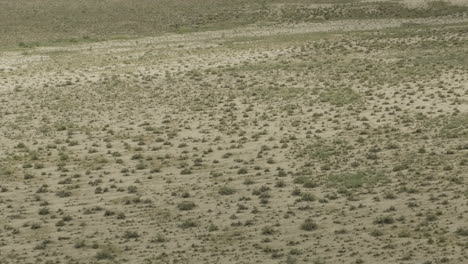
[1,1,468,264]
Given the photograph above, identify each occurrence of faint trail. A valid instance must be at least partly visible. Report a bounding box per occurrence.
[2,16,468,55]
[1,15,467,93]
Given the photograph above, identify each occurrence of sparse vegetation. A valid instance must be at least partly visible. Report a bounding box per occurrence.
[1,1,467,263]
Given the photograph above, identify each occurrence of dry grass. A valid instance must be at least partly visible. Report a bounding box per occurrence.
[1,1,468,264]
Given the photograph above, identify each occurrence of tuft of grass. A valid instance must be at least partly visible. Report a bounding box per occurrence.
[178,219,198,229]
[374,215,395,225]
[300,218,318,231]
[95,249,114,260]
[123,230,140,239]
[455,227,468,236]
[300,192,317,202]
[218,186,236,195]
[177,201,196,211]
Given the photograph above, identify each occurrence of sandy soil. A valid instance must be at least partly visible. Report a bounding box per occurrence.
[1,4,468,264]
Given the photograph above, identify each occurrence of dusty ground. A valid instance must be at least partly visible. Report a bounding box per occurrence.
[1,1,468,264]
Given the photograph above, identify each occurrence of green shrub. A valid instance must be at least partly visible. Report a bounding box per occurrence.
[177,201,196,211]
[218,186,236,195]
[95,249,114,260]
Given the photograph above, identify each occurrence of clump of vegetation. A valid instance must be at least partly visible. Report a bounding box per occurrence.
[177,201,196,211]
[95,249,114,260]
[178,219,198,229]
[438,114,468,139]
[319,87,361,106]
[328,170,385,189]
[300,192,316,202]
[301,218,318,231]
[298,139,351,160]
[455,227,468,237]
[218,186,236,195]
[123,230,140,239]
[374,216,395,225]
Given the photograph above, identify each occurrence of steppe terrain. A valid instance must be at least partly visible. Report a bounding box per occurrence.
[1,0,468,263]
